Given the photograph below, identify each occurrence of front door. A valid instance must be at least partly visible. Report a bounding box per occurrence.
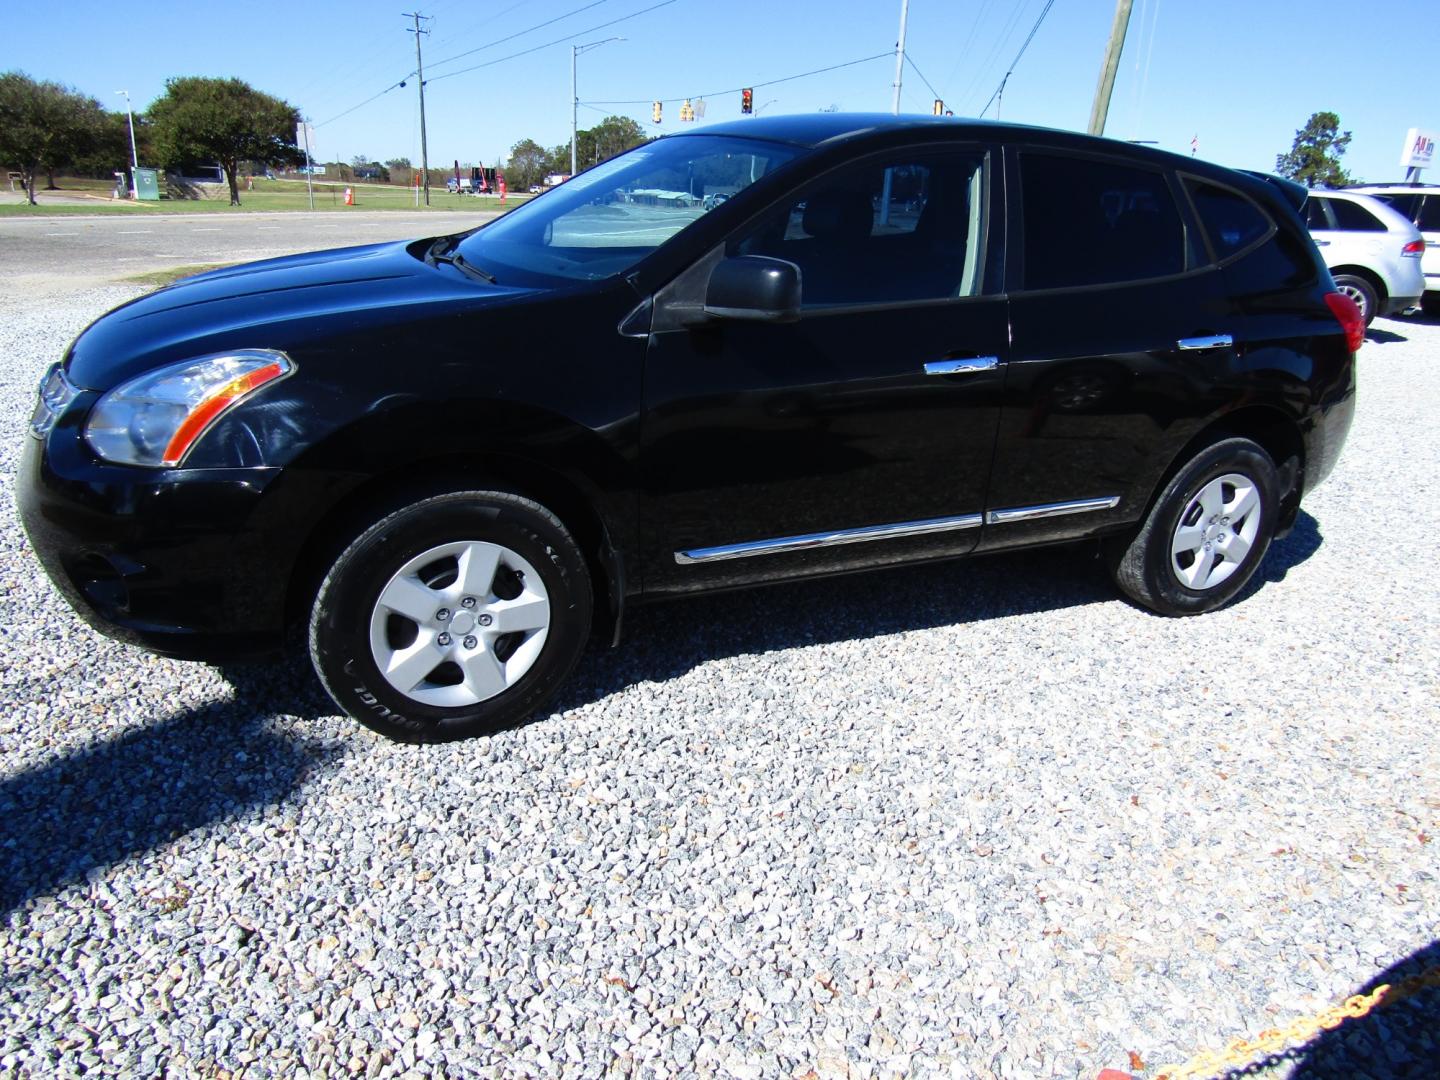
[639,146,1009,593]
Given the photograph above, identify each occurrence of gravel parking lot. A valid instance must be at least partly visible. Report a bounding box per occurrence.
[2,281,1437,1079]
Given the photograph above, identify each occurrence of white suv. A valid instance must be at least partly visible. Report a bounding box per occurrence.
[1302,190,1425,324]
[1346,184,1440,313]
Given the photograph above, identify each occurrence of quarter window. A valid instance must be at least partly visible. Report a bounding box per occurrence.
[1020,154,1185,289]
[735,151,988,306]
[1187,181,1272,260]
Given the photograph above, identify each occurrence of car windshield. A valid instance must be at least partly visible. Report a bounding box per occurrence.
[456,135,801,284]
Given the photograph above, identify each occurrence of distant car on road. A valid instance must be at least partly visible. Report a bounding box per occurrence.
[1346,183,1440,313]
[21,114,1358,743]
[1302,189,1425,324]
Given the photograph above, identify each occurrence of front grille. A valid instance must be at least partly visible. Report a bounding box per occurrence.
[30,363,79,439]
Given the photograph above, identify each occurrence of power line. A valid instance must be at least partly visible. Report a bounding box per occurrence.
[427,0,681,85]
[424,0,614,71]
[317,81,408,127]
[904,54,943,106]
[583,51,893,106]
[978,0,1060,118]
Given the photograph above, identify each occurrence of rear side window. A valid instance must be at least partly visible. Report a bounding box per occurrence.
[1020,154,1185,289]
[1187,181,1272,259]
[1326,198,1386,232]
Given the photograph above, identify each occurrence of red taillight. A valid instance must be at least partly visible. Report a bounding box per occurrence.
[1324,292,1365,354]
[1402,238,1425,257]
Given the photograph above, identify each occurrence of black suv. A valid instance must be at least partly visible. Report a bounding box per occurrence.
[20,115,1358,742]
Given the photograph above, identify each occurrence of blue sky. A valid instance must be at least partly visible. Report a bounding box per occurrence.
[6,0,1433,181]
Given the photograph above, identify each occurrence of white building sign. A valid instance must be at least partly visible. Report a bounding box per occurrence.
[1400,127,1436,170]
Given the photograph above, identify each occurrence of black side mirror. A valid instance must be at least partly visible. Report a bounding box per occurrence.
[703,256,802,323]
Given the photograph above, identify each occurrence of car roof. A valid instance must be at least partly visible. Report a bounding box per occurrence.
[685,112,1192,165]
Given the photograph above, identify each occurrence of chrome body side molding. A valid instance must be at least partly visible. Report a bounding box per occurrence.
[985,495,1121,525]
[675,512,984,565]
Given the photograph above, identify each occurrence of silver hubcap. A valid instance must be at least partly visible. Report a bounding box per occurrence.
[368,540,550,708]
[1170,472,1262,592]
[1338,282,1370,322]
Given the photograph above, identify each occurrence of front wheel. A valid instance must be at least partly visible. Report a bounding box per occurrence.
[1107,437,1280,616]
[309,490,592,742]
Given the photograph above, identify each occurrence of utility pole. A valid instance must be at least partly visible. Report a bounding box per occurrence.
[406,12,432,205]
[571,37,624,179]
[1087,0,1133,136]
[890,0,910,115]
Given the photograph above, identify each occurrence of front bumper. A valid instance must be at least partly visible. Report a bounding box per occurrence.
[18,413,315,661]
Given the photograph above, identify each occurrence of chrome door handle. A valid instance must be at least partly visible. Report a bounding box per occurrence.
[1314,239,1331,246]
[924,355,1000,376]
[1176,334,1233,351]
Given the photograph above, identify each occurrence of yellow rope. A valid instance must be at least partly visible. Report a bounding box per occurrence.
[1155,965,1440,1080]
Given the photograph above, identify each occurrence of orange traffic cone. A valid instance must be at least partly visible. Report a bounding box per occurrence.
[344,187,354,206]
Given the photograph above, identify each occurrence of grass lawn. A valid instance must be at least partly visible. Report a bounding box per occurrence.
[122,264,233,287]
[0,177,529,217]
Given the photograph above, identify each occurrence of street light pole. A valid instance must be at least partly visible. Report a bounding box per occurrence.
[571,37,624,178]
[115,90,138,169]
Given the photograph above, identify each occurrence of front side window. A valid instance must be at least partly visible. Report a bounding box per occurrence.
[1187,181,1272,260]
[1375,193,1422,223]
[1417,195,1440,232]
[1327,198,1386,232]
[734,150,988,306]
[456,135,800,283]
[1020,154,1185,289]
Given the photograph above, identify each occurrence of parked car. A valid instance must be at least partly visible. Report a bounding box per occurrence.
[1302,189,1425,324]
[20,114,1358,742]
[1346,182,1440,313]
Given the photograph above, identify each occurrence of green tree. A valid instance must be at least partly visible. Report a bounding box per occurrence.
[1276,111,1355,188]
[0,71,108,204]
[147,77,302,205]
[384,156,412,171]
[506,138,548,190]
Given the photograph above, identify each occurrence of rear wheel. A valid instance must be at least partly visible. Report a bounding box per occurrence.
[309,490,591,742]
[1107,437,1280,616]
[1332,273,1379,326]
[1422,293,1440,317]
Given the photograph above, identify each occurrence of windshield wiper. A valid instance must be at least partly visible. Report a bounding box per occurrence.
[425,238,497,283]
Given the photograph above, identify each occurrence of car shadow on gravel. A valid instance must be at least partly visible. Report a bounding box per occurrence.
[1216,939,1440,1079]
[552,512,1325,713]
[0,662,341,917]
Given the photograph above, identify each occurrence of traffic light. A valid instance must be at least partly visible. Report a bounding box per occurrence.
[933,99,945,116]
[741,88,754,115]
[680,99,695,122]
[652,100,662,124]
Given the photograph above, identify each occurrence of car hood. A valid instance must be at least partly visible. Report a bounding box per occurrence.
[65,239,543,389]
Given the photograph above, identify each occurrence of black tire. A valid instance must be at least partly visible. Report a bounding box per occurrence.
[1332,273,1379,327]
[1106,437,1280,616]
[309,490,592,743]
[1422,293,1440,317]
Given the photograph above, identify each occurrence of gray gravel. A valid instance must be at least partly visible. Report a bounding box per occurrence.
[1,287,1437,1080]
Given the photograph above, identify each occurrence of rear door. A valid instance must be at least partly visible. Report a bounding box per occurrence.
[983,147,1236,551]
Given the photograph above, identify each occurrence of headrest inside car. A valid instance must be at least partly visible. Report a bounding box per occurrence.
[803,189,873,242]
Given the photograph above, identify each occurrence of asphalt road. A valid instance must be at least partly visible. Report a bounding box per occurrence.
[0,210,505,297]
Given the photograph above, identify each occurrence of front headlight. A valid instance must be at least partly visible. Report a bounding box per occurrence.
[85,350,294,467]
